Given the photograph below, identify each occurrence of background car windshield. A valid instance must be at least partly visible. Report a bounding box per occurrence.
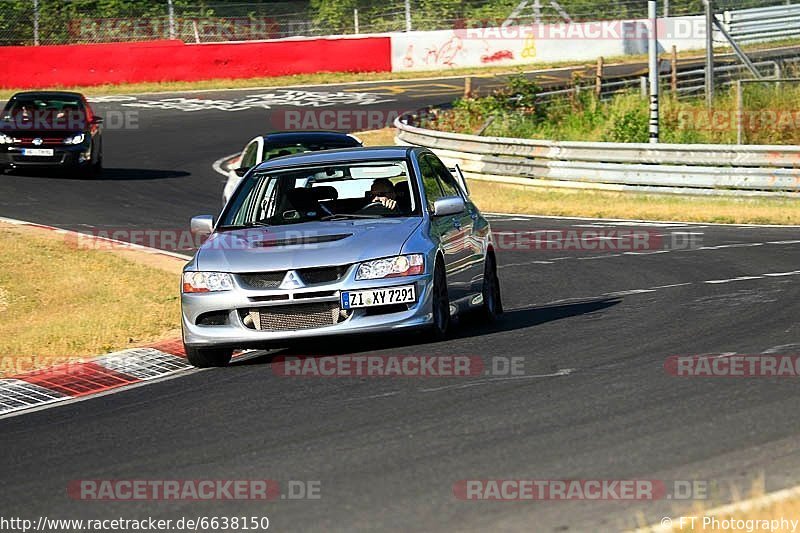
[222,160,418,227]
[2,96,86,128]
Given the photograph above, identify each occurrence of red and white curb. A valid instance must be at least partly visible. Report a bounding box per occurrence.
[0,340,192,418]
[0,217,196,419]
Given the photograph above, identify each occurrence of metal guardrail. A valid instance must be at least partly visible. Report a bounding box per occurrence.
[724,4,800,44]
[394,117,800,196]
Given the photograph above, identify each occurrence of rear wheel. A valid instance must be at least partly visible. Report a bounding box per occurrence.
[185,345,233,368]
[479,253,503,322]
[428,259,451,339]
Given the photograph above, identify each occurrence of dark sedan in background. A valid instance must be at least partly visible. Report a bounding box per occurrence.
[0,91,103,177]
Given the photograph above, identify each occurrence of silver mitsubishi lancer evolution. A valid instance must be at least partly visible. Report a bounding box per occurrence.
[181,146,502,367]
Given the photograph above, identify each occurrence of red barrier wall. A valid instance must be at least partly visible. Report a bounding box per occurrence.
[0,37,392,89]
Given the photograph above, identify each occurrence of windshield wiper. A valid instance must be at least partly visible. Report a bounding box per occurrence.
[217,221,270,230]
[321,214,382,220]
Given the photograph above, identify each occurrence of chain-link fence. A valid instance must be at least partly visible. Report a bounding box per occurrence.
[0,0,791,46]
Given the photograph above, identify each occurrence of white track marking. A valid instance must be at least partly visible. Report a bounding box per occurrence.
[705,276,765,284]
[485,211,800,228]
[417,369,575,393]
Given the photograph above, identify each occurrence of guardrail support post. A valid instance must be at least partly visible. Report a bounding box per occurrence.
[671,45,678,97]
[464,77,473,99]
[648,0,659,143]
[736,80,743,144]
[595,57,604,98]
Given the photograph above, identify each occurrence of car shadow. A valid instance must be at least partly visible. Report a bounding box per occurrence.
[230,297,621,367]
[4,168,190,180]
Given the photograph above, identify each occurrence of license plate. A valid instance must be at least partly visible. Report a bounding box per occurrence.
[341,285,416,309]
[21,148,54,156]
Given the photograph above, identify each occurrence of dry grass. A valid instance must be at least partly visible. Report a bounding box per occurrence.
[359,127,800,225]
[0,224,182,377]
[356,128,398,146]
[648,477,800,532]
[466,180,800,225]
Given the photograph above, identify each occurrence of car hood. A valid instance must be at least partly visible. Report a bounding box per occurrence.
[195,217,423,273]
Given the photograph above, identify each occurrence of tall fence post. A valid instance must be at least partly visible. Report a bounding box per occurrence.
[354,8,359,34]
[33,0,40,46]
[168,0,176,39]
[704,0,715,108]
[405,0,412,32]
[648,0,659,143]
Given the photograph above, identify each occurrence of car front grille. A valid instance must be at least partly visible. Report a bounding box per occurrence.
[238,272,285,289]
[246,302,350,331]
[237,265,349,290]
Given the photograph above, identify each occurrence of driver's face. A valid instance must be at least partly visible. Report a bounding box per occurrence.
[371,184,395,199]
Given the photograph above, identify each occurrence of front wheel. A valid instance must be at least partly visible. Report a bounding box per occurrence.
[427,259,451,340]
[479,253,503,322]
[185,345,233,368]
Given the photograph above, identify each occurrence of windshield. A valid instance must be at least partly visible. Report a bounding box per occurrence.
[221,160,419,228]
[262,140,359,161]
[2,95,87,129]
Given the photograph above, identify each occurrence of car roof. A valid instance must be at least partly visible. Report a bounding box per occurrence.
[253,146,415,171]
[261,131,361,145]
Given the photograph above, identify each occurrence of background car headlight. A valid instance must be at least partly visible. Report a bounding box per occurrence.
[182,272,234,293]
[0,133,14,144]
[63,133,85,145]
[356,254,424,280]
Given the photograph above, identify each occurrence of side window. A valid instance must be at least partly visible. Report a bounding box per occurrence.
[241,141,259,169]
[419,154,444,209]
[429,155,461,198]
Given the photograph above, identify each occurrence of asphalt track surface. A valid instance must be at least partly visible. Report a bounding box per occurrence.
[2,60,800,532]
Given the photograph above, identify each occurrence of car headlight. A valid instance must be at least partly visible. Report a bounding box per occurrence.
[356,254,424,281]
[0,133,14,144]
[63,133,85,145]
[182,272,234,293]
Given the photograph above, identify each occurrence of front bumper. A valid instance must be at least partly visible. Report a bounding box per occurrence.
[181,271,434,349]
[0,144,92,168]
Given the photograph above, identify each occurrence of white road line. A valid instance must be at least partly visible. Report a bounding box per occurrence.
[417,369,575,393]
[485,211,800,228]
[705,276,765,284]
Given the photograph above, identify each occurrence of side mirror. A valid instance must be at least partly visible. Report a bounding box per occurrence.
[190,215,214,238]
[432,196,465,217]
[234,167,249,177]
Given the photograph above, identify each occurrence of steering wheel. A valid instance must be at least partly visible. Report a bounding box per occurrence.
[361,201,385,210]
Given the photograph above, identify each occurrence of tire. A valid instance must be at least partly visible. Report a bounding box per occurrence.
[185,345,233,368]
[428,259,451,340]
[479,253,503,323]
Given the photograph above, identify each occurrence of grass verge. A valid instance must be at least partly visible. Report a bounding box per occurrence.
[0,223,182,377]
[359,128,800,225]
[466,180,800,224]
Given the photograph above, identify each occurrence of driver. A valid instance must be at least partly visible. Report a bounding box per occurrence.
[369,178,398,211]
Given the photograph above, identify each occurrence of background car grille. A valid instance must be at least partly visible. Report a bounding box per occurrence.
[237,265,349,289]
[246,302,349,331]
